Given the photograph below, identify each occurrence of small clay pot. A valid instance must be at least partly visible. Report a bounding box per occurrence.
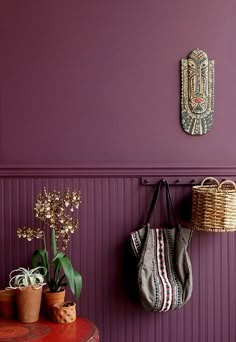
[43,288,65,317]
[0,289,16,319]
[52,301,76,323]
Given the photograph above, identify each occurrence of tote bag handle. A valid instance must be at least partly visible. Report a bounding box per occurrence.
[144,179,179,229]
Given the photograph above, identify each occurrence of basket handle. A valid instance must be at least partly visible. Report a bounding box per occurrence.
[218,180,236,190]
[201,177,220,186]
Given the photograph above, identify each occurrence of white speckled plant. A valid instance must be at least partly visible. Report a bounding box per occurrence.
[17,188,82,299]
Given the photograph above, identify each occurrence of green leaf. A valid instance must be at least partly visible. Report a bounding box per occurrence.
[32,249,49,282]
[32,249,48,270]
[33,249,82,299]
[55,255,75,295]
[59,282,68,287]
[53,259,61,281]
[56,255,82,299]
[73,269,82,300]
[52,252,65,261]
[52,252,64,279]
[52,229,57,257]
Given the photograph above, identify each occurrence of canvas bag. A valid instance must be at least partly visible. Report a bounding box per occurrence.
[130,179,193,312]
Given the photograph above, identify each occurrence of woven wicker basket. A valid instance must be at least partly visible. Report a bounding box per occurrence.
[191,177,236,232]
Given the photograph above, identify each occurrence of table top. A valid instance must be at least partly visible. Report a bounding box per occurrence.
[0,316,99,341]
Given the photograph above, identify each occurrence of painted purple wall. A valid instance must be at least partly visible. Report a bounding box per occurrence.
[1,171,236,342]
[1,1,236,342]
[1,0,236,166]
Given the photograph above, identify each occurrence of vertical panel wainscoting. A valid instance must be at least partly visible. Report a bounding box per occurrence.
[0,169,236,342]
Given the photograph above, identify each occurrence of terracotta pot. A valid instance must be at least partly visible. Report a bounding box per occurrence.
[43,288,65,316]
[52,301,76,323]
[0,289,16,319]
[16,286,43,323]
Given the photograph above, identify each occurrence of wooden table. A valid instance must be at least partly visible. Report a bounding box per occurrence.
[0,317,99,341]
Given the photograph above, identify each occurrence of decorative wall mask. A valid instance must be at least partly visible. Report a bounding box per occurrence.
[181,49,215,135]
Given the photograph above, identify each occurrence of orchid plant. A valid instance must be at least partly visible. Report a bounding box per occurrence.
[17,188,82,299]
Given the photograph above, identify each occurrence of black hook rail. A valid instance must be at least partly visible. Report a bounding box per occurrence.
[141,176,229,186]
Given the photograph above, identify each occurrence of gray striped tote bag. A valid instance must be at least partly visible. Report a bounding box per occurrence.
[130,180,193,312]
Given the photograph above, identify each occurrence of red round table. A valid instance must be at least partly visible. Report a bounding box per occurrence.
[0,317,99,341]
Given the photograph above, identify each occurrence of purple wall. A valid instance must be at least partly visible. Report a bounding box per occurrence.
[1,1,236,342]
[1,170,236,342]
[1,0,236,166]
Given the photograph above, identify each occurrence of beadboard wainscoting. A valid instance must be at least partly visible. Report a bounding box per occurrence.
[0,166,236,342]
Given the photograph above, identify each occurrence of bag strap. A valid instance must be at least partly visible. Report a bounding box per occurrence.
[144,179,179,229]
[145,180,163,225]
[164,179,179,229]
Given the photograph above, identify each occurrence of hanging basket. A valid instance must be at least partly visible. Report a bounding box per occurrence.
[191,177,236,232]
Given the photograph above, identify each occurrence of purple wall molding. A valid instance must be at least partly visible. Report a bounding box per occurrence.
[1,164,236,177]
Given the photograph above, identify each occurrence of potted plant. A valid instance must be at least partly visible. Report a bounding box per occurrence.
[0,288,16,319]
[7,266,46,323]
[17,188,82,313]
[51,301,76,323]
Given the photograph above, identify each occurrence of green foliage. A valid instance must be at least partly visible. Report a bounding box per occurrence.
[32,230,82,299]
[17,188,82,300]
